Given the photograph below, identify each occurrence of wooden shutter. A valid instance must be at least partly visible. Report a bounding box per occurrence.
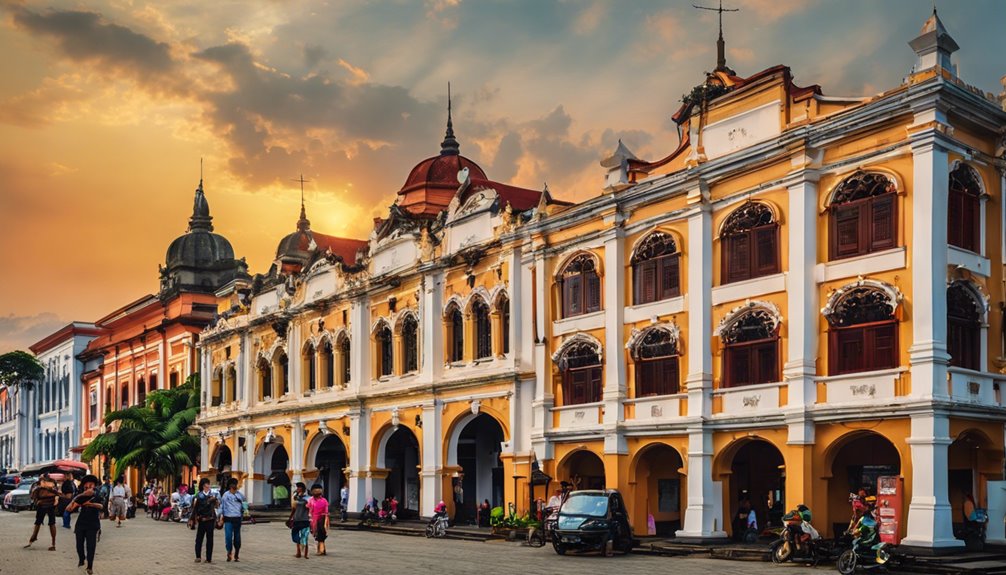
[754,227,778,276]
[726,346,750,388]
[868,324,897,371]
[661,256,680,300]
[636,261,657,304]
[755,342,777,384]
[833,204,862,259]
[636,360,651,397]
[589,367,603,403]
[835,328,864,374]
[586,272,601,313]
[948,190,963,248]
[869,195,896,252]
[725,234,750,284]
[565,275,581,317]
[964,195,980,253]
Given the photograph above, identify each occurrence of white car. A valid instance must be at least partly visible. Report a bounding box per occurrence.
[2,477,36,512]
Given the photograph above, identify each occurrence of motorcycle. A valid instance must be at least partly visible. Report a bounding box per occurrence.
[168,501,192,523]
[527,508,558,548]
[770,527,828,566]
[836,511,899,574]
[426,513,449,538]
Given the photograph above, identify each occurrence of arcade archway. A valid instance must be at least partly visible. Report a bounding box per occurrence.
[212,445,233,485]
[452,414,505,524]
[559,449,606,490]
[721,439,785,537]
[380,427,420,518]
[949,429,1003,535]
[631,443,684,536]
[827,432,900,538]
[313,435,348,507]
[254,441,290,508]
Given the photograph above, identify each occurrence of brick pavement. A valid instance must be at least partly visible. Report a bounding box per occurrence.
[0,509,826,575]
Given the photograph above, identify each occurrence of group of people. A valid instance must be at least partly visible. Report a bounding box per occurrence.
[22,473,106,574]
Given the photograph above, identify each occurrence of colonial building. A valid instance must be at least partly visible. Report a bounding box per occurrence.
[79,181,248,481]
[196,10,1006,551]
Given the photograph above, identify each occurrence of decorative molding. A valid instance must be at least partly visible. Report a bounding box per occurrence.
[821,277,903,318]
[714,300,783,337]
[551,332,604,363]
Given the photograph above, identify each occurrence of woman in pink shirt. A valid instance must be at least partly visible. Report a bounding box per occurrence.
[307,484,330,556]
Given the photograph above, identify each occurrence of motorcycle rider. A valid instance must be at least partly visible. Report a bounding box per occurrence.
[782,504,819,552]
[851,496,880,551]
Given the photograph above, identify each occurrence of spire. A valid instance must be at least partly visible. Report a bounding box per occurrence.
[295,174,311,232]
[440,82,460,156]
[694,0,738,74]
[188,178,213,232]
[910,5,959,76]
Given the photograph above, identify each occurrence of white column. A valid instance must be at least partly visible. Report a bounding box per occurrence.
[909,126,951,399]
[239,332,251,408]
[677,184,726,541]
[784,171,819,408]
[420,271,444,383]
[349,298,370,392]
[903,411,962,549]
[347,409,370,513]
[290,418,304,484]
[506,246,523,369]
[199,434,210,474]
[242,429,257,503]
[519,250,536,374]
[602,226,627,455]
[288,322,301,398]
[530,251,553,462]
[420,401,443,517]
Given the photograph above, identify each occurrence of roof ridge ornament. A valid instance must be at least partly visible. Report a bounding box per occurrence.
[188,167,213,233]
[440,82,460,156]
[693,0,738,74]
[293,174,311,232]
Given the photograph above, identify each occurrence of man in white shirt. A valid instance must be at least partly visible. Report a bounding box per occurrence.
[109,478,129,528]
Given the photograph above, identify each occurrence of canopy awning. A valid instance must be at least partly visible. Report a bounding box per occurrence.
[20,459,90,477]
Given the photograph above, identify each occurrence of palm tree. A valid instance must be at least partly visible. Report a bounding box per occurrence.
[83,375,201,481]
[0,351,44,468]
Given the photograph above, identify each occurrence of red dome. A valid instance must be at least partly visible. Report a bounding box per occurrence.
[397,153,487,217]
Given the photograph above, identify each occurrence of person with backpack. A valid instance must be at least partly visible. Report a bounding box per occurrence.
[219,478,246,562]
[192,478,218,563]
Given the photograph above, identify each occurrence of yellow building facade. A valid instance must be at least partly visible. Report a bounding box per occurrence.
[196,12,1006,551]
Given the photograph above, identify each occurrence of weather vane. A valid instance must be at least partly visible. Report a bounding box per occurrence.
[693,0,739,72]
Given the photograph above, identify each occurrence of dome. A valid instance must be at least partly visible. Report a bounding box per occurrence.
[400,153,487,195]
[160,181,248,296]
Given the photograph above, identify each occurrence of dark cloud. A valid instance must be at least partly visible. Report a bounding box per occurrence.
[10,7,175,86]
[489,131,522,182]
[0,312,66,354]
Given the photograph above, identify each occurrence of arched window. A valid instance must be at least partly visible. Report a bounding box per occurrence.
[377,324,393,377]
[560,254,601,318]
[721,202,779,284]
[473,298,492,359]
[303,343,316,393]
[829,172,897,260]
[633,329,680,397]
[258,357,271,399]
[632,232,680,304]
[446,304,464,363]
[949,164,982,253]
[558,341,602,405]
[339,336,351,386]
[321,339,335,389]
[402,315,419,373]
[826,287,898,375]
[210,370,222,406]
[276,352,290,396]
[947,283,982,371]
[498,294,511,355]
[722,309,779,387]
[137,377,146,405]
[120,382,129,409]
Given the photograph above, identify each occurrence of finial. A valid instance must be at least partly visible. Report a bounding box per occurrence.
[188,166,213,232]
[293,174,311,232]
[694,0,738,73]
[440,82,460,156]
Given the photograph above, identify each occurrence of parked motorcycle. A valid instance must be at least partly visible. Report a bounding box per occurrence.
[426,513,449,538]
[771,505,836,566]
[168,502,192,523]
[836,508,899,574]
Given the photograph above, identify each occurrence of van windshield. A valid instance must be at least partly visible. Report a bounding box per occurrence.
[561,493,608,517]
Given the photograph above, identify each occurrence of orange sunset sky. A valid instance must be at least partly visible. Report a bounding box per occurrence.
[1,0,1003,352]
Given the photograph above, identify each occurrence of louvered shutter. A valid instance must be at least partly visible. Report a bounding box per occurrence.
[869,195,895,252]
[565,275,581,317]
[964,194,980,253]
[756,342,777,384]
[589,367,603,403]
[835,329,864,374]
[726,347,750,387]
[869,324,897,371]
[754,227,778,275]
[833,204,862,258]
[586,272,601,313]
[636,261,657,304]
[725,235,750,283]
[661,256,680,300]
[948,190,964,248]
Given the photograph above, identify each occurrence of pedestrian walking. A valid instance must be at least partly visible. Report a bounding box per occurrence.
[307,484,330,556]
[339,484,349,522]
[287,482,311,559]
[109,477,129,528]
[24,472,59,550]
[193,478,218,563]
[67,474,104,575]
[59,475,78,530]
[97,478,111,519]
[219,478,245,562]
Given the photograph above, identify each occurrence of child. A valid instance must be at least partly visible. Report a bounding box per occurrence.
[307,484,330,556]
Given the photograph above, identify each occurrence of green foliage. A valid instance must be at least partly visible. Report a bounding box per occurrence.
[0,351,45,390]
[488,505,540,530]
[82,374,201,480]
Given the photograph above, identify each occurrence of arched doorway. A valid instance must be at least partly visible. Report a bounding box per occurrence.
[948,430,1003,538]
[254,441,291,508]
[632,444,683,536]
[827,432,900,538]
[560,450,606,490]
[382,427,420,518]
[213,445,233,486]
[724,439,785,538]
[314,435,348,507]
[453,414,505,525]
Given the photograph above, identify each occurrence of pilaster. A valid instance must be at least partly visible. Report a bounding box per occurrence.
[420,401,443,516]
[290,418,305,484]
[602,226,627,454]
[421,271,445,382]
[349,298,370,393]
[784,170,820,407]
[903,411,963,550]
[346,409,370,513]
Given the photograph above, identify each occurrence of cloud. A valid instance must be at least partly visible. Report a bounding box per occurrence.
[0,75,88,127]
[573,1,606,35]
[425,0,462,29]
[9,7,176,87]
[337,59,370,85]
[734,0,813,23]
[0,313,67,354]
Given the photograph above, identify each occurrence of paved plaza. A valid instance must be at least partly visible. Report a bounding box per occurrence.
[0,510,829,575]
